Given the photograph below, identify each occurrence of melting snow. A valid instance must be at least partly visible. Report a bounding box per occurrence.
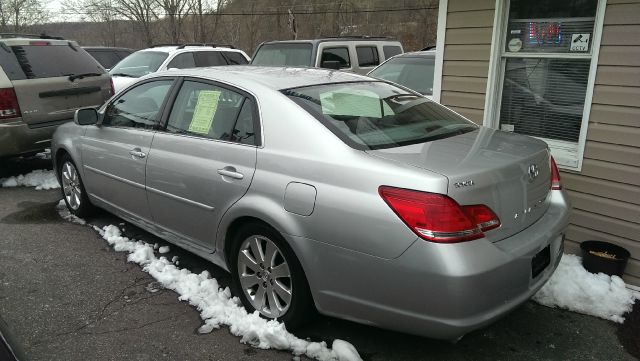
[1,169,59,190]
[94,224,362,361]
[534,253,637,323]
[158,246,170,254]
[56,200,86,225]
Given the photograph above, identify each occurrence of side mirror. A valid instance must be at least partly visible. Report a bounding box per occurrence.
[74,107,98,126]
[320,60,341,70]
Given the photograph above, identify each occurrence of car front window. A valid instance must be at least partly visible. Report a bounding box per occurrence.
[369,56,435,95]
[109,51,168,78]
[284,81,477,150]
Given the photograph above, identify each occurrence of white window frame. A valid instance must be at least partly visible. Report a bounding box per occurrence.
[483,0,607,171]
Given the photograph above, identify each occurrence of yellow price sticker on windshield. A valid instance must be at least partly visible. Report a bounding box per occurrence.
[188,90,221,135]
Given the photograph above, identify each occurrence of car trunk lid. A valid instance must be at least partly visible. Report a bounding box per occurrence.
[367,127,552,242]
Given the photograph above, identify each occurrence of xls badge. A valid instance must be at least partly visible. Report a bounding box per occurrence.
[528,164,539,182]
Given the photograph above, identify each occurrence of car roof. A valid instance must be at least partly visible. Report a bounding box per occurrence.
[260,38,401,45]
[139,46,240,54]
[159,66,373,91]
[83,46,133,51]
[394,50,436,58]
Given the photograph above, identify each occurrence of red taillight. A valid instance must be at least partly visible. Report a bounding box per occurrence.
[379,186,501,243]
[462,204,501,232]
[0,88,21,120]
[550,156,562,190]
[109,78,115,97]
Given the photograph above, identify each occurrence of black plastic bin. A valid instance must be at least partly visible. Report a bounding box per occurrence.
[580,240,630,277]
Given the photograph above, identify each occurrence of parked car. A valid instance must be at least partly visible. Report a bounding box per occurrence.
[109,44,250,93]
[83,46,134,70]
[251,36,403,74]
[368,49,435,97]
[0,315,26,361]
[0,34,114,158]
[52,66,569,340]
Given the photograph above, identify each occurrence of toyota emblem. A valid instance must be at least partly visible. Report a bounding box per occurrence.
[528,164,539,182]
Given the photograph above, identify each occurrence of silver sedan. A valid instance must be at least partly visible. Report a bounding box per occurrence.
[52,66,570,340]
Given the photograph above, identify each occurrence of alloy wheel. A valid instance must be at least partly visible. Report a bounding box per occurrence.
[237,235,292,318]
[61,161,82,210]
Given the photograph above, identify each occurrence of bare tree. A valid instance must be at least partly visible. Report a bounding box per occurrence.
[155,0,193,43]
[62,0,122,45]
[0,0,48,32]
[111,0,158,46]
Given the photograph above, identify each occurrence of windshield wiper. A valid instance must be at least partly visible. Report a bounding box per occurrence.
[110,72,137,78]
[68,72,102,82]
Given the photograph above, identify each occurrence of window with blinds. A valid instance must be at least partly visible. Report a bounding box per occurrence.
[496,0,599,169]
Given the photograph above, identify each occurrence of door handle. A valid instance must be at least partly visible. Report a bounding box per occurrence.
[129,148,146,159]
[217,167,244,180]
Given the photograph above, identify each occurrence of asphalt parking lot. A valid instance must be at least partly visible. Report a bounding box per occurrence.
[0,157,637,361]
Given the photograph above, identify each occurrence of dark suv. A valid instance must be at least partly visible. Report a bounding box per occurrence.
[0,34,113,158]
[83,46,134,70]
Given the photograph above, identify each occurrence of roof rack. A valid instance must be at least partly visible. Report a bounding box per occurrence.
[421,45,436,51]
[151,43,235,49]
[0,33,64,40]
[321,35,394,40]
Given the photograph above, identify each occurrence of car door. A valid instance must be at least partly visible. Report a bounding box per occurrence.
[81,78,175,222]
[145,78,259,249]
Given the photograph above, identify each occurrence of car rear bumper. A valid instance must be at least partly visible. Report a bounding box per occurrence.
[0,120,57,158]
[293,190,570,340]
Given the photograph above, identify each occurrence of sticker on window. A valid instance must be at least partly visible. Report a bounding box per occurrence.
[188,90,221,134]
[570,34,590,52]
[320,89,382,118]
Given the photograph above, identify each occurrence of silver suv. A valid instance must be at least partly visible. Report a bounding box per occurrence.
[0,34,113,158]
[251,36,404,74]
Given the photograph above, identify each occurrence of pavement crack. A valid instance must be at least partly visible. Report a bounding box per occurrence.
[77,312,184,336]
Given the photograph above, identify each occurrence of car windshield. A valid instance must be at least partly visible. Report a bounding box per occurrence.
[251,43,313,67]
[110,51,168,78]
[368,56,435,95]
[283,81,477,150]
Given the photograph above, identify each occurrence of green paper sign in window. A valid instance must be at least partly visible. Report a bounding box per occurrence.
[188,90,221,134]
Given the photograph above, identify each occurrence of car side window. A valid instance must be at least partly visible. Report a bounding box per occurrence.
[383,45,402,59]
[321,47,350,68]
[356,46,380,67]
[167,53,196,69]
[165,80,254,143]
[102,80,173,129]
[195,51,227,67]
[224,51,248,65]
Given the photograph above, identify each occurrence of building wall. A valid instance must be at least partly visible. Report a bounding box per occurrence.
[440,0,495,123]
[562,0,640,285]
[438,0,640,285]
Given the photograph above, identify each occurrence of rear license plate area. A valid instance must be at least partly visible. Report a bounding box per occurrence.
[531,245,550,279]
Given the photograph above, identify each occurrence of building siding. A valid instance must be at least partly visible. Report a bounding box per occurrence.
[563,0,640,285]
[438,0,640,285]
[439,0,495,124]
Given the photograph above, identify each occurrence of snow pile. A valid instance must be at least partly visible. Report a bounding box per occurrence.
[534,253,637,323]
[95,224,361,361]
[55,200,86,225]
[1,169,59,190]
[158,246,170,254]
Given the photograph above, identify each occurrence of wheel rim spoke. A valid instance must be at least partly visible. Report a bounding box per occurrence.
[249,237,264,263]
[266,288,281,317]
[61,161,82,210]
[239,250,259,272]
[240,274,260,289]
[253,284,267,311]
[273,281,292,304]
[270,263,290,279]
[263,241,277,266]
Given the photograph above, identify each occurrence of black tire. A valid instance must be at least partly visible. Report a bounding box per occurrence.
[58,153,94,218]
[230,222,314,330]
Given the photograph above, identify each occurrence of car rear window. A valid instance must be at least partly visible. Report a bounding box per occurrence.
[369,56,435,95]
[283,82,477,150]
[224,51,248,65]
[1,44,103,80]
[251,43,313,67]
[195,51,227,66]
[110,51,168,78]
[383,45,403,58]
